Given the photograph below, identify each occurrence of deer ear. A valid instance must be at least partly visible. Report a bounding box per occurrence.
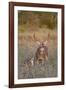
[44,40,48,46]
[36,41,41,45]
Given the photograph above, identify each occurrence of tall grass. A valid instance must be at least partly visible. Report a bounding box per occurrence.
[18,27,57,79]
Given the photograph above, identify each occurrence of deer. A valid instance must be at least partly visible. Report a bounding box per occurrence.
[30,32,50,65]
[24,32,50,66]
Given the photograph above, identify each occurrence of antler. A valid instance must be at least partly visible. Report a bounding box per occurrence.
[43,33,50,47]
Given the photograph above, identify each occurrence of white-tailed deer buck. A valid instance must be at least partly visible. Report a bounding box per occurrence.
[32,33,50,65]
[25,33,50,66]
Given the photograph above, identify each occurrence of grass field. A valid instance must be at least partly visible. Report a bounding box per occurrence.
[18,27,57,79]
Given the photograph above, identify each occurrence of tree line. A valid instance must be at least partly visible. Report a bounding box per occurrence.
[18,11,57,30]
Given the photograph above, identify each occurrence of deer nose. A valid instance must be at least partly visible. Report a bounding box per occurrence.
[38,59,42,64]
[39,59,42,61]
